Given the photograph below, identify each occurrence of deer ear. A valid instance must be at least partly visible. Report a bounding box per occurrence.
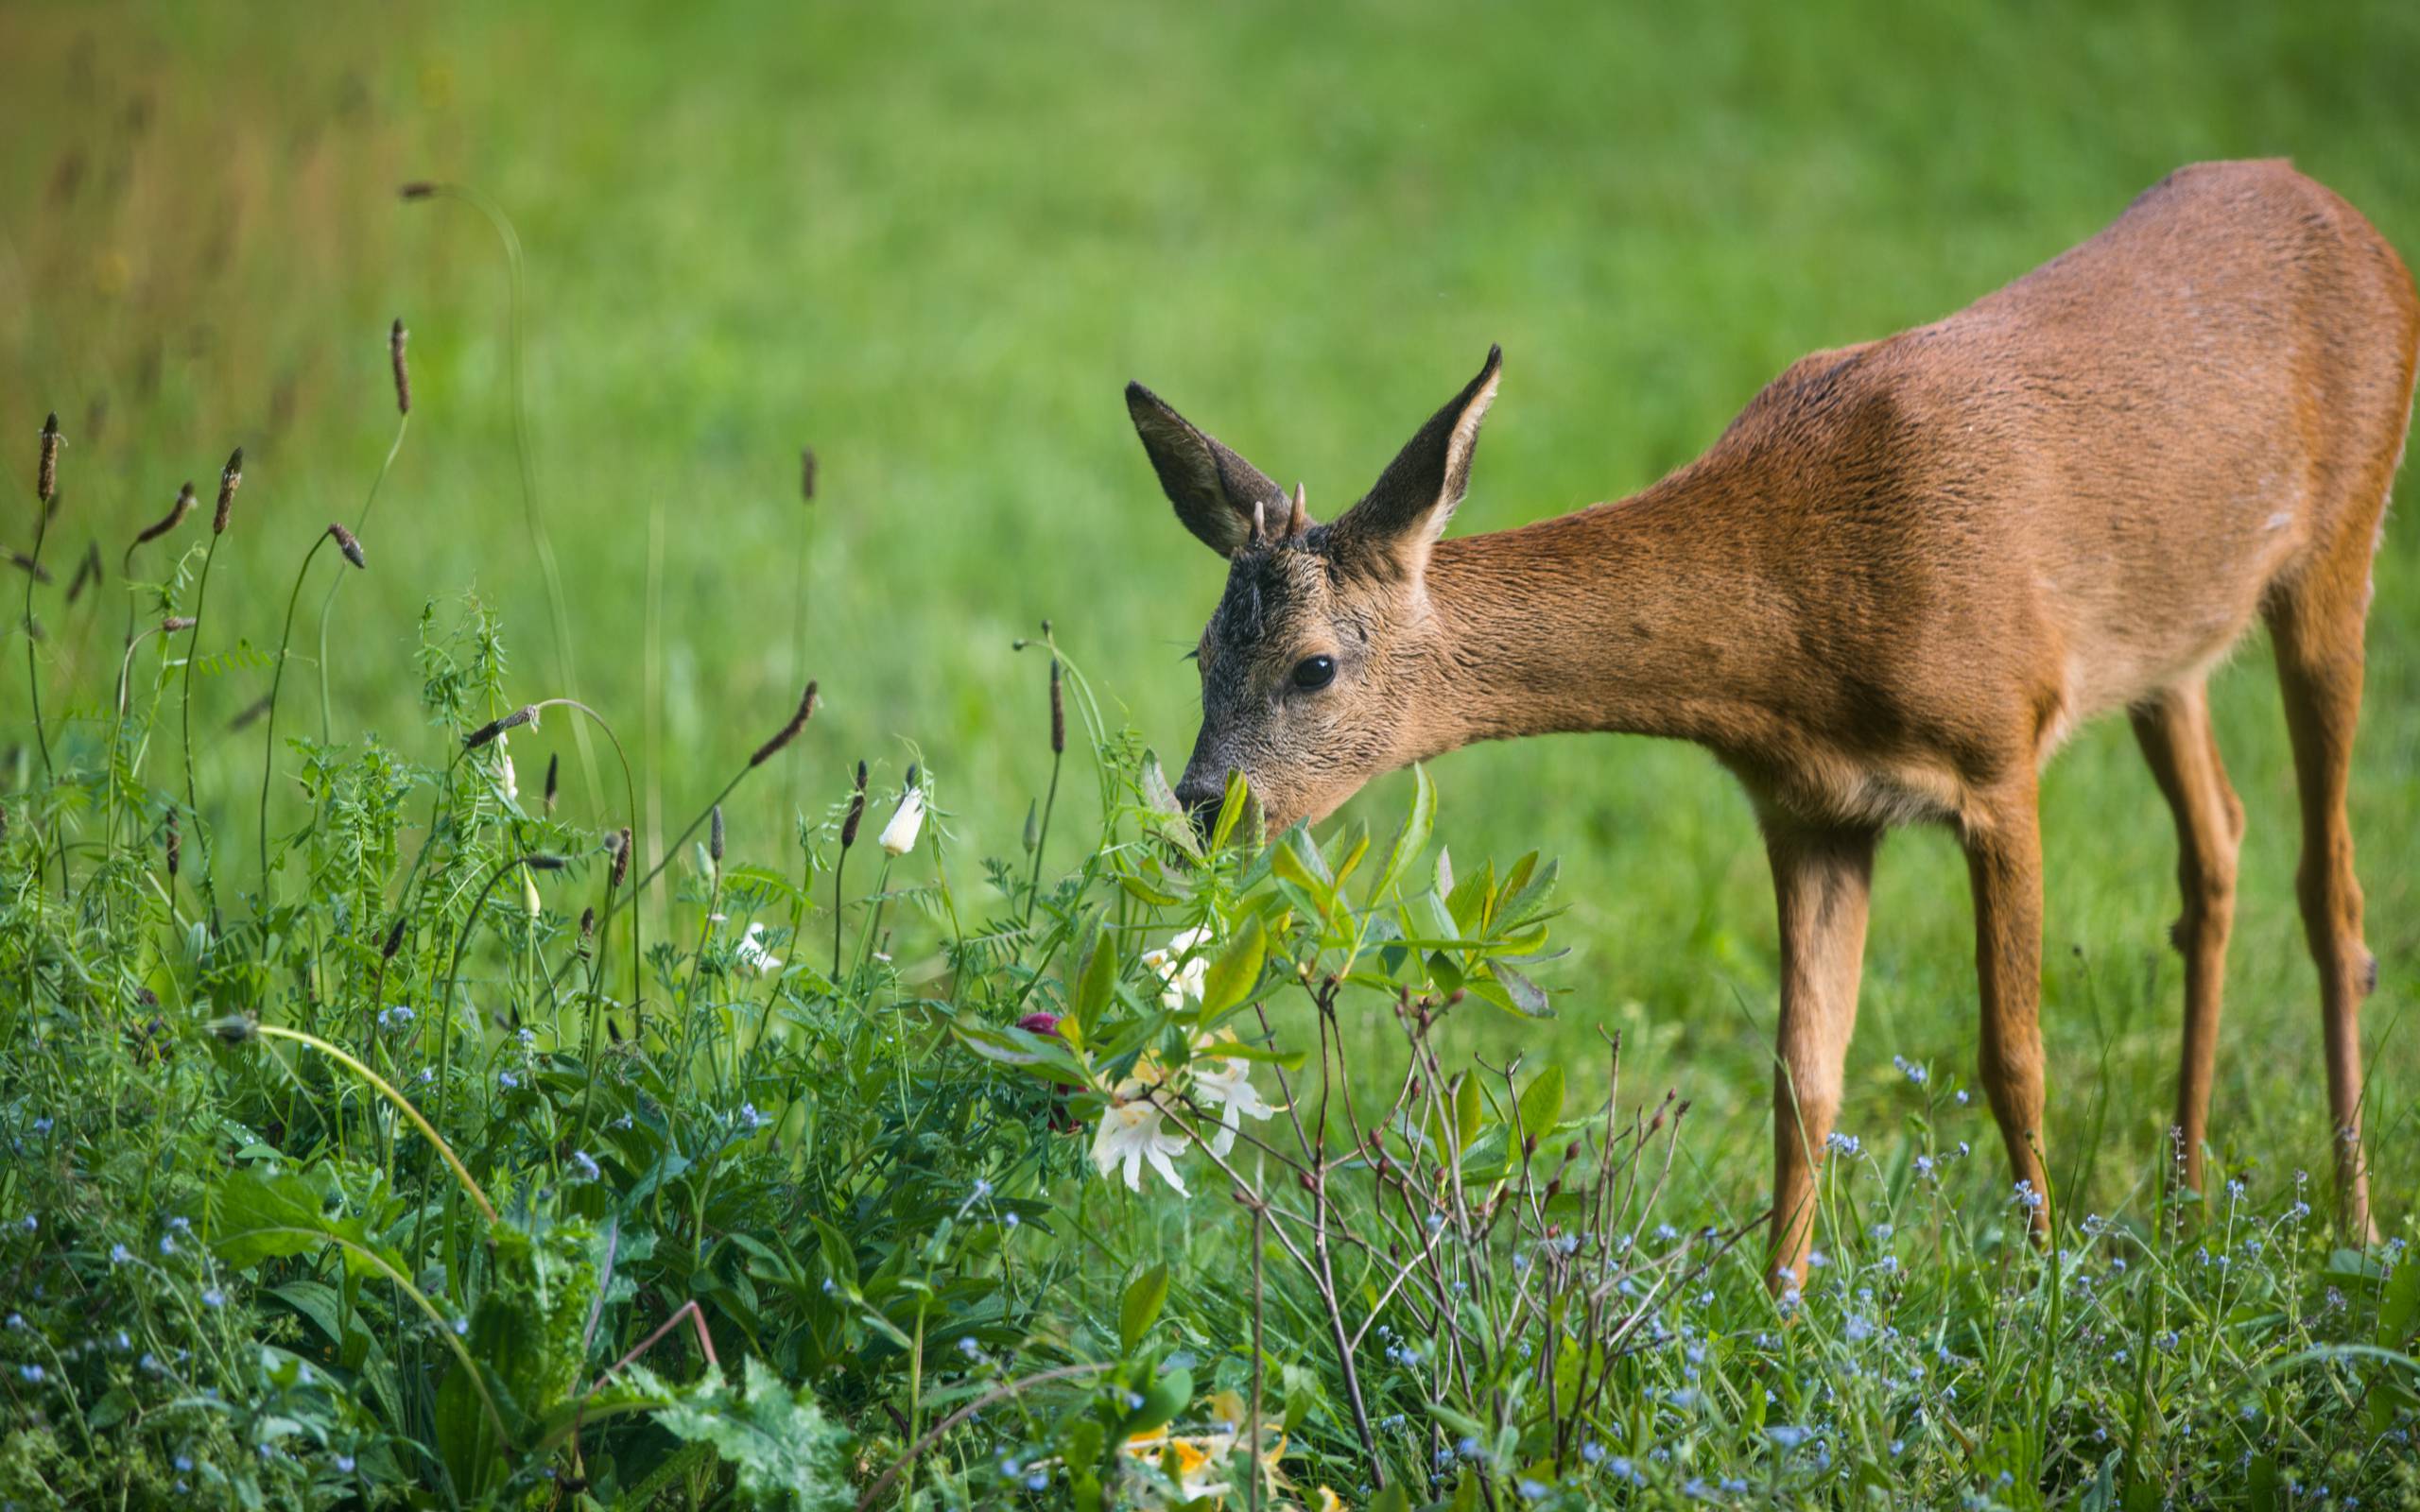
[1126,382,1289,558]
[1335,345,1501,573]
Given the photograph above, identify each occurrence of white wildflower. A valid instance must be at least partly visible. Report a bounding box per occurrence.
[1189,1034,1281,1156]
[879,786,925,856]
[1091,1088,1189,1195]
[1139,924,1214,1010]
[735,921,783,977]
[497,732,518,803]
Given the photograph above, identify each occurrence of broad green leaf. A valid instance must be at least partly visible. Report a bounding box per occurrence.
[1211,767,1253,852]
[1516,1063,1565,1139]
[1463,974,1550,1020]
[1122,1365,1192,1438]
[1327,822,1371,895]
[1495,855,1561,932]
[1446,858,1493,936]
[1198,913,1266,1020]
[1120,1263,1170,1353]
[1270,827,1334,909]
[1489,960,1554,1018]
[1453,1073,1485,1157]
[1118,871,1186,908]
[1073,924,1118,1041]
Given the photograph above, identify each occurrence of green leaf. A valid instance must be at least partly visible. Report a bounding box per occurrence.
[1270,827,1334,909]
[1120,1263,1171,1353]
[1495,855,1561,932]
[1488,960,1554,1018]
[1211,766,1253,852]
[1453,1073,1486,1157]
[2379,1246,2420,1347]
[1370,765,1436,907]
[1445,858,1493,936]
[1197,913,1266,1020]
[1516,1063,1565,1138]
[652,1357,854,1512]
[1073,924,1118,1043]
[1139,751,1202,860]
[1122,1365,1192,1438]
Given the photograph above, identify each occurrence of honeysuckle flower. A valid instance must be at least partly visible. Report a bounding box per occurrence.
[1092,1089,1188,1194]
[735,921,783,976]
[1140,924,1214,1010]
[879,785,925,855]
[1189,1033,1281,1156]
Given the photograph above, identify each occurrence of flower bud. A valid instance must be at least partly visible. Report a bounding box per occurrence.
[878,784,925,857]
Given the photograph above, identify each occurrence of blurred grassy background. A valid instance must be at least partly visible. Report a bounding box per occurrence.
[6,0,2418,1222]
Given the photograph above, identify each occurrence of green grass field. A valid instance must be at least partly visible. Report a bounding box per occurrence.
[7,4,2420,1503]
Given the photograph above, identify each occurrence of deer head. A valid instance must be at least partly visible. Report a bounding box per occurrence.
[1126,345,1502,834]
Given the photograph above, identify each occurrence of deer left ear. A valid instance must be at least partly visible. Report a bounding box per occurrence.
[1334,345,1501,574]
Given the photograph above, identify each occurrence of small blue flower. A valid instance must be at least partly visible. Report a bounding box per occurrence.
[1581,1440,1604,1464]
[1824,1131,1861,1158]
[31,1117,52,1135]
[1518,1479,1549,1502]
[174,1454,194,1472]
[453,1316,470,1336]
[377,1005,415,1030]
[498,1070,520,1090]
[1003,1211,1020,1228]
[200,1287,226,1309]
[2013,1179,2044,1211]
[18,1364,43,1383]
[566,1150,600,1183]
[336,1454,356,1473]
[110,1244,131,1265]
[16,1214,36,1234]
[1955,1089,1970,1106]
[738,1102,765,1131]
[1769,1425,1810,1449]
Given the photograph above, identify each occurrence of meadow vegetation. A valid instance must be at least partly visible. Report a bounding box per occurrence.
[5,1,2420,1506]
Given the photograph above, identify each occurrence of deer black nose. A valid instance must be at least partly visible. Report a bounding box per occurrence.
[1175,777,1223,836]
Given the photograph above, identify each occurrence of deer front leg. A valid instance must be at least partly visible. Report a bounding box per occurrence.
[1766,823,1878,1292]
[1963,783,2052,1240]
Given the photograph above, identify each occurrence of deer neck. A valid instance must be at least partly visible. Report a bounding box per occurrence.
[1414,465,1776,757]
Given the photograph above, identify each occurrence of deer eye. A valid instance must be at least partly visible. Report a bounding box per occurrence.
[1290,654,1337,691]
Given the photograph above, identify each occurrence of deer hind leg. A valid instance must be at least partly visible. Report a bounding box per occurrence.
[1764,823,1877,1292]
[1963,780,2051,1238]
[2128,682,2244,1196]
[2267,547,2382,1243]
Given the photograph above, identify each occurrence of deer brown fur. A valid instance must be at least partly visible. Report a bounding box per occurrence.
[1127,160,2417,1284]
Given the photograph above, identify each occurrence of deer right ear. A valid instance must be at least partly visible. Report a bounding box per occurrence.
[1125,382,1288,558]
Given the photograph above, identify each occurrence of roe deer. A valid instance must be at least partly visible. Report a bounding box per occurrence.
[1125,160,2416,1284]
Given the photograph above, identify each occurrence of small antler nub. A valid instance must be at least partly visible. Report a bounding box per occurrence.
[1287,481,1308,540]
[1250,497,1267,545]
